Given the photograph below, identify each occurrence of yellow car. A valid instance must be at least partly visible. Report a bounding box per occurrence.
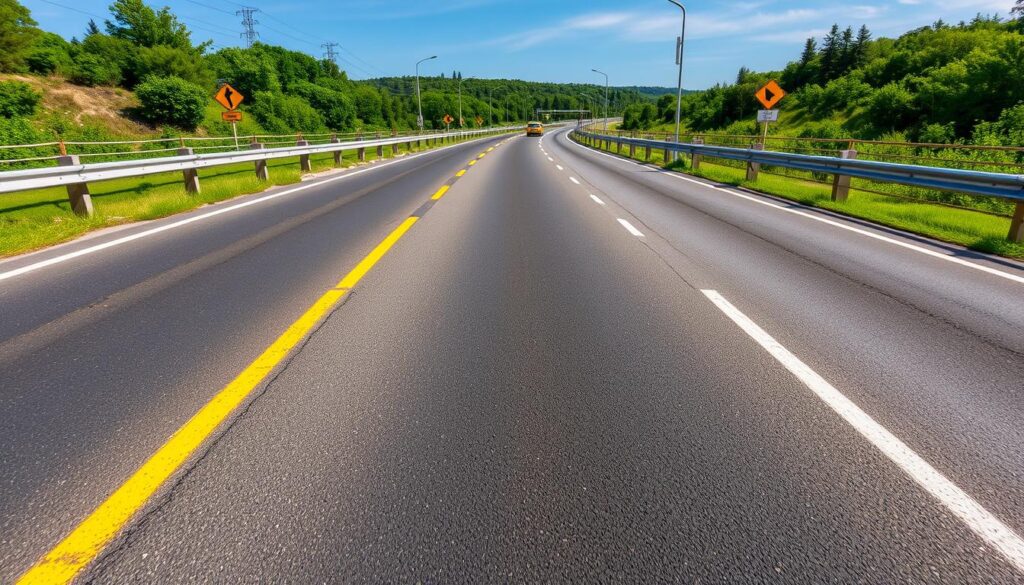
[526,122,544,137]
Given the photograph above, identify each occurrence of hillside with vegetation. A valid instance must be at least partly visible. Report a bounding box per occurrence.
[621,6,1024,150]
[0,0,650,156]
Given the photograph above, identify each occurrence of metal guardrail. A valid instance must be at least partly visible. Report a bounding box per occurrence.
[0,126,523,217]
[573,128,1024,242]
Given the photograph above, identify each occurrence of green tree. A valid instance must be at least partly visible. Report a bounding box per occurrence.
[105,0,191,49]
[0,0,40,72]
[134,75,206,129]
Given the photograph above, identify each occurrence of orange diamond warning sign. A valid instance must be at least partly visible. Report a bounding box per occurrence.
[214,84,244,111]
[755,80,785,110]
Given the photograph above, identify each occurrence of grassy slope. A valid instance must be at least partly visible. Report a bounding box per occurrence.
[577,135,1024,260]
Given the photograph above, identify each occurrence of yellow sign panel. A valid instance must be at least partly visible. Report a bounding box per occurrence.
[755,80,786,110]
[214,84,244,111]
[443,114,454,125]
[475,116,484,127]
[221,111,243,122]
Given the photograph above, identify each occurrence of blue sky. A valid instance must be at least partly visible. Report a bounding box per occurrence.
[23,0,1018,89]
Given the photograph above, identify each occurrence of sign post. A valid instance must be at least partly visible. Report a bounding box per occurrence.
[754,80,785,146]
[443,114,454,133]
[214,83,246,151]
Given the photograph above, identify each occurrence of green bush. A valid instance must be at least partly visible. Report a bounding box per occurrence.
[70,53,121,87]
[134,75,206,129]
[867,83,917,131]
[25,32,71,75]
[249,91,324,134]
[290,81,356,131]
[0,80,40,117]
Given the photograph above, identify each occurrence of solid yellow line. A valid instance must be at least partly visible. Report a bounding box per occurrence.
[455,170,466,177]
[17,216,421,585]
[336,217,418,289]
[431,185,450,200]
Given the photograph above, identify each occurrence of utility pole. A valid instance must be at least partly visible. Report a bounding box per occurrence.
[415,55,437,132]
[237,7,259,48]
[322,42,339,65]
[592,69,609,131]
[667,0,687,156]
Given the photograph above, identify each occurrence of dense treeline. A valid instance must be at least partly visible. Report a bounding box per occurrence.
[0,0,648,145]
[622,5,1024,148]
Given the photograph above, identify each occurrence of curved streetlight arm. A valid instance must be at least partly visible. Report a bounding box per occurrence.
[591,68,609,131]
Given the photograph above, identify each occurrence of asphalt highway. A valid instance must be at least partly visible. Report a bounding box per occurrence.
[2,126,1023,582]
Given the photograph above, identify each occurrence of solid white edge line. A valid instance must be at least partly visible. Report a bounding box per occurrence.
[570,177,581,185]
[617,218,644,237]
[590,194,606,206]
[0,133,507,283]
[701,288,1024,573]
[562,131,1024,286]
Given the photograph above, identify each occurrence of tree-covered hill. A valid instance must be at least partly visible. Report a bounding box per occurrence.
[621,7,1024,149]
[0,0,651,149]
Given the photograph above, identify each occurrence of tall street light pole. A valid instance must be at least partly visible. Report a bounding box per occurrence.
[458,75,464,128]
[591,68,609,132]
[415,55,437,132]
[666,0,686,152]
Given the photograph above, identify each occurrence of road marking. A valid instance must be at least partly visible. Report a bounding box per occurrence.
[0,134,504,284]
[564,132,1024,286]
[556,165,564,171]
[617,218,644,237]
[547,157,554,162]
[468,160,477,166]
[477,153,486,159]
[569,177,580,185]
[487,147,494,152]
[701,288,1024,574]
[17,215,419,585]
[431,185,450,200]
[456,170,466,177]
[590,194,606,206]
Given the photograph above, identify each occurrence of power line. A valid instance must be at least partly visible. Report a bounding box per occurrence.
[236,6,259,48]
[322,42,339,65]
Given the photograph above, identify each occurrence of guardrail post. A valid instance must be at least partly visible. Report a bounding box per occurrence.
[644,144,652,162]
[663,144,672,165]
[57,155,94,217]
[331,135,342,166]
[375,132,383,159]
[691,138,704,169]
[1010,202,1024,243]
[250,142,269,181]
[746,143,764,182]
[629,139,636,158]
[296,139,312,172]
[392,131,399,157]
[177,147,200,194]
[616,139,622,154]
[831,150,858,202]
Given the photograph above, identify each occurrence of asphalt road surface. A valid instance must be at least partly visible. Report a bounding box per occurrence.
[2,126,1023,583]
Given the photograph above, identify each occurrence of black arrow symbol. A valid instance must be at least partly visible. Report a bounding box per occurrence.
[764,88,775,102]
[224,87,236,109]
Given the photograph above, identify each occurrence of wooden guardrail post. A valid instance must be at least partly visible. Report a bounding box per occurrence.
[392,130,400,157]
[691,138,704,169]
[56,155,94,217]
[644,144,652,162]
[375,132,384,159]
[296,138,312,172]
[831,150,858,202]
[250,142,269,181]
[176,147,200,194]
[629,136,636,158]
[1010,202,1024,243]
[331,135,342,166]
[616,139,622,154]
[746,143,764,181]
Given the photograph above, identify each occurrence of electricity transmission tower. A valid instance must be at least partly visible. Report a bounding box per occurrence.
[237,7,260,48]
[322,42,339,65]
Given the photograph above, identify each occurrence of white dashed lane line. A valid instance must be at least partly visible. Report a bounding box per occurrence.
[617,218,644,237]
[556,165,564,171]
[590,194,606,206]
[569,177,580,185]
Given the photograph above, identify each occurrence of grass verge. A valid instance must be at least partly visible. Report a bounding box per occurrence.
[0,134,495,258]
[578,137,1024,260]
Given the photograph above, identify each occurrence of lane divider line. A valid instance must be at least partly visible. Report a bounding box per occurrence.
[0,132,510,284]
[14,152,486,581]
[563,131,1024,286]
[547,157,554,162]
[468,160,477,166]
[590,194,606,206]
[701,289,1024,574]
[569,177,581,185]
[431,185,450,200]
[617,218,645,237]
[556,165,564,171]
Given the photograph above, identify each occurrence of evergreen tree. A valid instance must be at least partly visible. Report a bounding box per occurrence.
[854,25,871,68]
[1015,0,1024,16]
[838,26,855,73]
[819,24,841,81]
[799,37,817,65]
[85,19,100,36]
[736,66,751,84]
